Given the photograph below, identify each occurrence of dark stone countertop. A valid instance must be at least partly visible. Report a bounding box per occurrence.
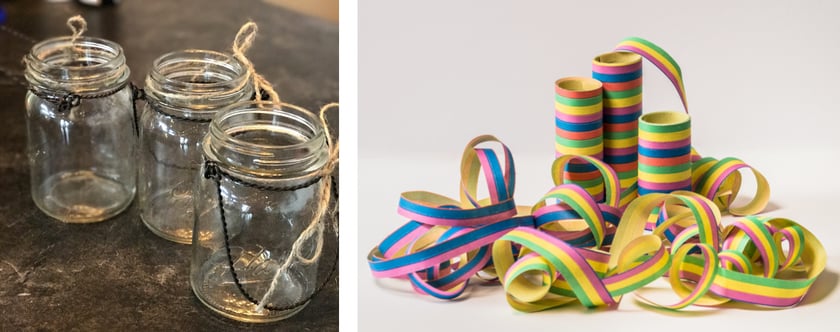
[0,1,338,330]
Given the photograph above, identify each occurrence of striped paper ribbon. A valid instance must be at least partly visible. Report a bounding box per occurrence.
[638,111,692,195]
[592,51,643,207]
[554,77,605,201]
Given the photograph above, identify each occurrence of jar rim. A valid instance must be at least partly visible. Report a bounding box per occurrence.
[25,35,128,92]
[212,101,326,150]
[150,49,249,91]
[26,35,125,74]
[205,100,329,177]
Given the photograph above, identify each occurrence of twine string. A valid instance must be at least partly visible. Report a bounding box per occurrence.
[254,102,338,312]
[231,22,282,104]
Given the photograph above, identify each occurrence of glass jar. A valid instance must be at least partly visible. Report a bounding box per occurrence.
[191,101,330,323]
[139,50,252,243]
[24,36,135,223]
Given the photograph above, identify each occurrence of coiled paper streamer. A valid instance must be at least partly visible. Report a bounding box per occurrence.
[609,37,768,215]
[367,135,825,311]
[691,154,770,216]
[638,111,692,195]
[367,135,534,299]
[368,37,820,312]
[554,77,605,201]
[592,51,642,207]
[535,154,622,248]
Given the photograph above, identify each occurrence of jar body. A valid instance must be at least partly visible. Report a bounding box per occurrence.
[24,36,135,223]
[191,102,330,322]
[138,50,251,243]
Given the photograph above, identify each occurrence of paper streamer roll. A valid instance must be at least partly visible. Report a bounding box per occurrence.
[691,155,770,216]
[592,51,643,207]
[638,111,691,195]
[554,77,604,200]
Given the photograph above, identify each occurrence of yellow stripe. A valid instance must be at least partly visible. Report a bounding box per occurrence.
[555,102,602,116]
[714,273,809,298]
[620,41,683,89]
[638,128,690,141]
[604,94,642,108]
[604,137,638,149]
[529,234,606,304]
[638,169,691,183]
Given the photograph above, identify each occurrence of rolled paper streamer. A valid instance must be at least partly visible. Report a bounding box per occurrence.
[592,51,643,207]
[691,155,770,216]
[368,135,535,299]
[554,77,605,201]
[638,111,692,195]
[535,154,623,248]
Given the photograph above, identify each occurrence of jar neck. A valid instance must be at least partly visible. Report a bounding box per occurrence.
[24,36,129,95]
[204,101,329,180]
[145,50,252,120]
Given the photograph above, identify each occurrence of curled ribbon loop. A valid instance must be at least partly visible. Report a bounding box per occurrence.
[368,136,533,299]
[691,156,770,216]
[531,155,622,248]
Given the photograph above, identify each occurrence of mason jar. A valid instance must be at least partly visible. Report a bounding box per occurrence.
[139,50,252,243]
[191,101,331,322]
[24,35,136,223]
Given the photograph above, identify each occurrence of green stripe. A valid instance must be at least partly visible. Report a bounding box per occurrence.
[623,37,682,75]
[555,94,602,107]
[639,118,690,133]
[638,162,691,174]
[609,257,669,296]
[555,136,602,148]
[506,236,595,307]
[603,86,642,99]
[617,170,637,180]
[567,177,604,189]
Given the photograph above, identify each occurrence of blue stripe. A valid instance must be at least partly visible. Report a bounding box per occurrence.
[426,246,490,289]
[603,111,642,123]
[369,216,534,272]
[398,196,516,221]
[505,148,516,197]
[565,162,599,173]
[638,145,691,158]
[638,184,691,196]
[603,153,638,164]
[378,221,423,254]
[477,149,509,201]
[592,69,642,83]
[555,118,602,132]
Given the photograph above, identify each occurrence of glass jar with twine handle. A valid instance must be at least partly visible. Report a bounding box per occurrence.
[189,22,339,323]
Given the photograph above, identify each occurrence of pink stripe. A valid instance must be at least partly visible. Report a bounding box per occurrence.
[637,179,692,191]
[396,206,516,227]
[710,284,802,307]
[555,110,602,123]
[370,228,510,278]
[603,247,665,284]
[603,103,642,115]
[592,60,643,75]
[515,228,615,304]
[604,146,637,156]
[384,226,432,258]
[638,137,691,149]
[615,45,687,111]
[707,163,747,200]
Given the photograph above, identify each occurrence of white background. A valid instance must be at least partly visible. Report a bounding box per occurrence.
[356,0,840,330]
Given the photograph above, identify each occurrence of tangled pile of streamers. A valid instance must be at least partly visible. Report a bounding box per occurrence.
[366,37,826,311]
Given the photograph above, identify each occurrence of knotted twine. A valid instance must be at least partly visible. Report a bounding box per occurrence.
[224,21,339,312]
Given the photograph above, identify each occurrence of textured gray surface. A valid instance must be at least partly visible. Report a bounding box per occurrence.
[0,0,338,330]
